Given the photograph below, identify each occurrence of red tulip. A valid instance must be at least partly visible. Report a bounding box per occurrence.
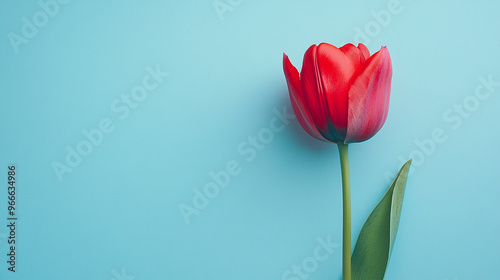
[283,43,392,144]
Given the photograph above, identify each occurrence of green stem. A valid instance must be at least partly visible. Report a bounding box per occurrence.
[338,143,351,280]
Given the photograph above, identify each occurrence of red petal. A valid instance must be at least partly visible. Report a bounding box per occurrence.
[315,43,357,141]
[357,43,370,60]
[340,43,366,70]
[299,44,334,141]
[283,53,326,141]
[345,47,392,143]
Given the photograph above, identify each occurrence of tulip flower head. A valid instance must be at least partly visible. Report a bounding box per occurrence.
[283,43,392,144]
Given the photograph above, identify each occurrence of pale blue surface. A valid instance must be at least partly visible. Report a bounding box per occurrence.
[0,0,499,279]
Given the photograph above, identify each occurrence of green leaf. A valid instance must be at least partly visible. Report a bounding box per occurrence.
[352,160,412,280]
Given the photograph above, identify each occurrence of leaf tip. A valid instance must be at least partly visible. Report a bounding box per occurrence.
[400,159,412,177]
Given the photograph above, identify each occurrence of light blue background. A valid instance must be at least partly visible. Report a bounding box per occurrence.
[0,0,499,279]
